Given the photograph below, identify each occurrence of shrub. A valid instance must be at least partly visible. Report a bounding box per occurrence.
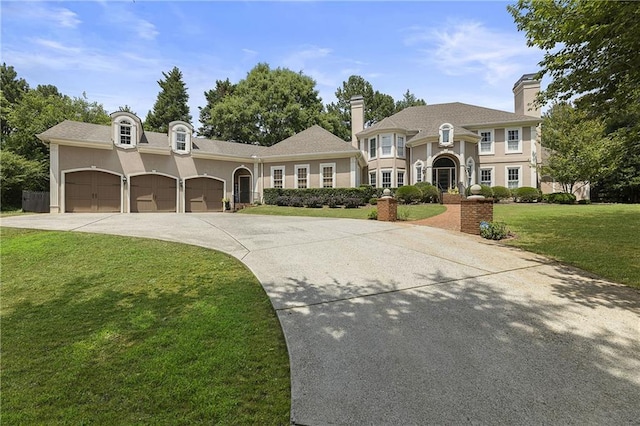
[415,182,440,203]
[343,197,362,209]
[480,221,509,240]
[578,199,591,205]
[367,209,378,220]
[288,196,304,207]
[491,186,511,202]
[305,196,323,208]
[546,192,577,204]
[275,196,290,206]
[514,186,541,203]
[369,197,378,205]
[327,196,340,208]
[397,207,410,221]
[395,185,422,204]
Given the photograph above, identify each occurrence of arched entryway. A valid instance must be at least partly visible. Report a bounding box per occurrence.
[233,167,252,205]
[432,156,458,191]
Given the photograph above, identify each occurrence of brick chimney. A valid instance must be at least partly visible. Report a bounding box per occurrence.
[513,73,541,118]
[350,95,364,149]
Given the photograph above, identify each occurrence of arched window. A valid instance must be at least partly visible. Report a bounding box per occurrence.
[169,121,192,154]
[414,160,424,183]
[119,120,132,145]
[175,127,187,151]
[439,123,454,147]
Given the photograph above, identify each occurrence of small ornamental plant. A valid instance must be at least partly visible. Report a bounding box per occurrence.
[480,221,509,240]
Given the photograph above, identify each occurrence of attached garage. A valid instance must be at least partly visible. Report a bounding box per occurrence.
[65,170,121,213]
[130,174,177,212]
[185,177,224,212]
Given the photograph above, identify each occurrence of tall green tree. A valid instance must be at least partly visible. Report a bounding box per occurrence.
[541,102,612,194]
[206,63,325,146]
[395,89,426,113]
[198,78,235,138]
[325,75,396,141]
[145,67,191,133]
[1,63,29,140]
[509,0,640,201]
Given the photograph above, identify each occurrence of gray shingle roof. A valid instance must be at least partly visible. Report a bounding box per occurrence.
[37,121,355,159]
[360,102,541,141]
[261,125,357,157]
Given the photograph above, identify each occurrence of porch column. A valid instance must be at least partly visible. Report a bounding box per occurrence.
[50,143,60,213]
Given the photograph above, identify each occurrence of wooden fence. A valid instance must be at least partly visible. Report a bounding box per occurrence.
[22,191,49,213]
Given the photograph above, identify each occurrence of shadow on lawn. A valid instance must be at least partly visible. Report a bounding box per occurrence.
[263,268,640,425]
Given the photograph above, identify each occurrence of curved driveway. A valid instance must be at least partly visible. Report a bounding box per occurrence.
[3,213,640,424]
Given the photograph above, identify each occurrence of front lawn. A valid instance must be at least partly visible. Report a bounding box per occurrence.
[1,228,290,424]
[495,204,640,288]
[239,204,446,221]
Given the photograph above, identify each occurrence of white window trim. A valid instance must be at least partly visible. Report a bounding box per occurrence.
[414,160,424,184]
[479,166,495,187]
[381,169,393,188]
[478,129,494,155]
[396,135,406,158]
[172,126,191,154]
[397,169,405,187]
[505,165,522,189]
[114,118,137,149]
[439,123,454,147]
[271,166,285,189]
[369,170,377,188]
[294,164,310,189]
[369,137,377,160]
[380,134,393,158]
[506,127,523,154]
[319,162,336,188]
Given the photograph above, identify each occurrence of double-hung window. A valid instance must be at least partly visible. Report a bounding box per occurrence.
[506,128,521,153]
[271,166,285,189]
[295,165,309,189]
[119,120,132,145]
[480,168,492,186]
[397,136,405,158]
[175,128,187,151]
[479,130,493,154]
[381,170,392,188]
[369,171,377,187]
[381,134,392,157]
[320,163,335,188]
[415,162,423,183]
[507,166,520,189]
[397,170,405,187]
[369,138,377,159]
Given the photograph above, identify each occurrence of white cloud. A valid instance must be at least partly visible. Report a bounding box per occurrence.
[405,20,538,86]
[282,46,332,71]
[3,3,81,28]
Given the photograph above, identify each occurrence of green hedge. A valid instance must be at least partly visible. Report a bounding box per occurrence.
[513,186,542,203]
[395,185,422,204]
[415,182,440,203]
[491,186,512,202]
[263,187,386,206]
[545,192,577,204]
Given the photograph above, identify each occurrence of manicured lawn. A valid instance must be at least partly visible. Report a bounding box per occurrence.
[1,228,290,424]
[495,204,640,288]
[239,204,446,221]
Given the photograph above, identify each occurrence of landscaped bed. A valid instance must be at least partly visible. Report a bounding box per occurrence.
[238,203,446,221]
[1,228,290,424]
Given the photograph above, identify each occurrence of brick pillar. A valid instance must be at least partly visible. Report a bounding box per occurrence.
[377,197,397,222]
[460,198,493,235]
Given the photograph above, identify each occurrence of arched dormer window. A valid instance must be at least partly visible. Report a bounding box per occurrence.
[439,123,454,147]
[111,112,140,149]
[169,121,193,154]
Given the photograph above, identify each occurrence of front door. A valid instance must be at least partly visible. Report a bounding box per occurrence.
[239,176,251,203]
[432,157,457,191]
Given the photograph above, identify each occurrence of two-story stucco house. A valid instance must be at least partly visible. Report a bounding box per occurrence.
[38,74,542,213]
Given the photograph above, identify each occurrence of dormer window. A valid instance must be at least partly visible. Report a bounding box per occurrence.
[111,112,140,149]
[119,120,132,145]
[439,123,454,147]
[176,127,187,151]
[169,121,193,154]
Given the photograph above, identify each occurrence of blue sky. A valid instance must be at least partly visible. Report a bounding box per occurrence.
[1,1,545,127]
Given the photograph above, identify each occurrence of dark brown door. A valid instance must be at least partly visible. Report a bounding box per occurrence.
[239,175,251,203]
[65,171,121,213]
[185,178,224,212]
[130,174,177,212]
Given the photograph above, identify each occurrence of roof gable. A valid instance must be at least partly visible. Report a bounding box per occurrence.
[263,124,357,157]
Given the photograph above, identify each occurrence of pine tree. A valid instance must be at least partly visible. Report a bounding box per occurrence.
[145,67,191,133]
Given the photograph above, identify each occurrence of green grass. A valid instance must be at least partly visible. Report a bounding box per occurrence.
[495,204,640,287]
[239,204,446,221]
[1,228,290,425]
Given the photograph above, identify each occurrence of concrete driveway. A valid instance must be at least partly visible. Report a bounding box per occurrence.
[3,213,639,424]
